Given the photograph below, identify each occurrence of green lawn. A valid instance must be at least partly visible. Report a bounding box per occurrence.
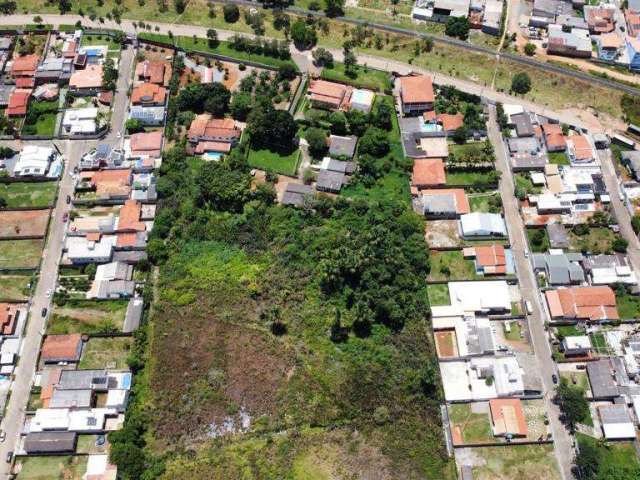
[527,228,550,253]
[0,182,57,208]
[514,173,541,197]
[49,299,129,334]
[567,227,617,254]
[556,325,584,337]
[76,434,109,454]
[427,250,479,281]
[560,371,590,393]
[427,283,450,306]
[247,147,300,176]
[15,455,88,480]
[0,239,43,270]
[468,192,502,213]
[448,403,493,444]
[0,274,32,301]
[445,170,499,189]
[615,292,640,319]
[80,33,122,50]
[79,336,133,370]
[320,62,393,92]
[504,321,522,341]
[470,444,561,480]
[548,151,570,165]
[589,332,611,354]
[21,100,58,137]
[448,142,495,164]
[576,433,640,478]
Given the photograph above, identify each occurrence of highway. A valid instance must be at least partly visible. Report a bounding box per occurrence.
[489,105,574,480]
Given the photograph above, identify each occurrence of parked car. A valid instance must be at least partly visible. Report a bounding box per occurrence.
[41,308,47,318]
[525,301,533,314]
[552,374,558,385]
[0,430,6,442]
[66,195,71,204]
[6,451,12,463]
[63,212,69,222]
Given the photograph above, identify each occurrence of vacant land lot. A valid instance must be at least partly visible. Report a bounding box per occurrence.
[615,292,640,319]
[434,330,457,358]
[49,299,128,334]
[427,283,450,306]
[0,239,43,269]
[0,182,57,208]
[14,455,88,480]
[576,433,640,478]
[247,147,300,176]
[567,227,616,254]
[0,210,50,238]
[0,274,32,301]
[428,250,479,281]
[425,220,462,249]
[320,62,392,92]
[460,444,561,480]
[469,192,502,213]
[79,337,132,370]
[449,403,493,445]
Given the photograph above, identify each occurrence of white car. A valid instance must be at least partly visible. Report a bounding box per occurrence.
[116,131,122,139]
[0,431,6,442]
[46,289,52,298]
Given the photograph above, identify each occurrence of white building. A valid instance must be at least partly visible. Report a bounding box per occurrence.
[460,212,507,237]
[14,145,57,177]
[86,261,134,299]
[64,235,116,264]
[349,89,375,113]
[62,107,98,135]
[598,405,636,439]
[448,281,511,313]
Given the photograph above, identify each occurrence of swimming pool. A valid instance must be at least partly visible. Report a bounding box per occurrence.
[203,152,223,162]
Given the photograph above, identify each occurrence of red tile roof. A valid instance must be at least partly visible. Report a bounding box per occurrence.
[194,141,232,154]
[568,134,592,161]
[546,286,618,321]
[586,7,615,33]
[116,232,139,247]
[131,82,166,105]
[400,75,434,105]
[626,10,640,37]
[489,398,528,437]
[308,79,350,110]
[11,54,39,77]
[69,64,103,89]
[542,123,566,151]
[15,77,35,88]
[41,334,83,362]
[465,245,507,274]
[0,304,18,336]
[187,115,240,142]
[135,60,171,85]
[7,89,31,116]
[130,131,163,157]
[118,200,145,232]
[411,158,446,187]
[437,113,464,132]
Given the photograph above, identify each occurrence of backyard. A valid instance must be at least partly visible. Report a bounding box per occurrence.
[468,192,502,214]
[589,332,613,355]
[79,336,133,370]
[14,455,88,480]
[320,62,393,92]
[0,274,32,301]
[247,147,300,176]
[0,182,57,208]
[448,403,493,445]
[21,100,58,137]
[548,151,570,165]
[427,283,450,306]
[567,227,617,254]
[427,250,479,281]
[0,239,43,269]
[527,228,550,253]
[445,170,499,189]
[615,291,640,319]
[504,321,522,342]
[48,299,129,334]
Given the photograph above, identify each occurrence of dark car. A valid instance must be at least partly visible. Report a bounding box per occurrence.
[63,212,69,222]
[552,374,558,385]
[41,307,47,317]
[66,195,71,204]
[6,451,12,463]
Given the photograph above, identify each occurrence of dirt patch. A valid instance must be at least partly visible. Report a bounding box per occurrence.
[435,330,457,358]
[425,220,462,248]
[0,209,50,238]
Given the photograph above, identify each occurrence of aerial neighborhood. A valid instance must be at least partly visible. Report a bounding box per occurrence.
[0,0,638,478]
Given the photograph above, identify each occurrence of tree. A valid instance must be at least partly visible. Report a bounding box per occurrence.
[277,63,297,81]
[556,377,590,432]
[574,438,601,480]
[206,28,218,48]
[312,48,334,67]
[452,125,469,144]
[177,83,231,116]
[196,162,251,211]
[290,19,317,49]
[371,100,392,130]
[174,0,186,13]
[230,92,252,121]
[524,42,536,56]
[358,127,390,157]
[328,111,348,135]
[102,57,118,91]
[324,0,345,17]
[0,197,6,208]
[612,236,628,253]
[343,46,357,77]
[32,16,43,24]
[511,72,532,95]
[330,309,348,342]
[632,214,640,234]
[246,103,297,152]
[445,17,470,40]
[223,4,240,22]
[58,0,72,14]
[346,109,368,137]
[305,127,328,158]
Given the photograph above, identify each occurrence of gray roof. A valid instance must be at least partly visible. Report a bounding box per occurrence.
[533,0,572,17]
[328,135,357,159]
[547,223,569,248]
[324,159,355,174]
[282,183,314,207]
[24,432,77,454]
[112,251,148,264]
[622,151,640,180]
[0,37,12,50]
[599,404,632,425]
[58,369,109,390]
[49,388,93,408]
[532,253,585,285]
[0,84,14,106]
[124,298,144,333]
[423,194,457,214]
[507,137,540,154]
[587,359,620,399]
[511,153,547,171]
[582,253,627,271]
[511,112,535,137]
[556,14,588,30]
[316,170,346,193]
[467,323,495,355]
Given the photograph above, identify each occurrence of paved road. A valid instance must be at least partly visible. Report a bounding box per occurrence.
[489,105,575,480]
[0,139,82,477]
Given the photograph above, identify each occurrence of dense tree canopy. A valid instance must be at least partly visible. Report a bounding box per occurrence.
[177,82,231,116]
[246,102,298,152]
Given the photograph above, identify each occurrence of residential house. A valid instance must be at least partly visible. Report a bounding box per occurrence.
[622,150,640,180]
[6,89,31,117]
[34,57,73,85]
[14,145,57,177]
[320,157,356,175]
[131,83,167,106]
[532,0,572,21]
[430,0,472,22]
[547,24,592,58]
[40,334,83,364]
[399,74,434,115]
[489,398,528,437]
[541,123,567,152]
[328,135,357,159]
[584,6,615,34]
[308,79,351,111]
[626,36,640,72]
[463,244,512,275]
[0,304,19,336]
[87,261,134,299]
[186,114,241,155]
[598,405,636,439]
[282,183,314,207]
[411,158,446,190]
[561,335,592,356]
[448,281,512,313]
[118,200,147,232]
[68,64,103,93]
[24,432,78,455]
[511,112,535,137]
[80,144,125,170]
[128,105,165,126]
[10,54,39,88]
[84,169,133,202]
[583,254,638,285]
[531,252,585,285]
[459,212,507,237]
[587,358,621,400]
[566,134,594,163]
[62,107,98,135]
[65,234,116,264]
[413,188,470,218]
[482,0,504,35]
[596,32,622,61]
[626,10,640,37]
[135,60,171,86]
[436,113,464,134]
[545,285,619,321]
[316,170,346,193]
[128,131,163,159]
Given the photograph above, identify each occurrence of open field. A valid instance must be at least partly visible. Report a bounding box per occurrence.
[49,299,128,334]
[615,292,640,320]
[247,147,300,176]
[567,227,617,254]
[576,433,640,478]
[428,250,479,281]
[459,444,561,480]
[0,274,32,301]
[0,182,57,208]
[14,455,88,480]
[79,336,133,370]
[0,210,49,238]
[0,239,43,269]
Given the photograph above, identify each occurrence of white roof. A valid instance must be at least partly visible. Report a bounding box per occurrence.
[460,213,506,236]
[531,172,546,185]
[65,235,115,262]
[63,107,98,122]
[599,405,636,439]
[504,104,525,120]
[563,335,591,349]
[591,267,638,285]
[15,146,55,177]
[632,395,640,424]
[86,455,109,476]
[30,408,71,432]
[448,281,511,312]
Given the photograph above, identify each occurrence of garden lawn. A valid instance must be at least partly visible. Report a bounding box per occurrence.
[0,182,57,208]
[15,455,88,480]
[559,371,590,393]
[0,240,43,269]
[80,34,121,50]
[0,274,31,301]
[514,173,541,196]
[79,337,133,370]
[589,332,611,354]
[556,325,584,337]
[576,433,640,477]
[320,62,392,92]
[427,283,450,306]
[247,147,300,176]
[468,192,502,213]
[448,403,493,444]
[470,444,561,480]
[428,250,479,281]
[504,321,522,341]
[616,292,640,319]
[22,100,58,137]
[49,299,129,334]
[445,170,498,189]
[548,151,570,165]
[567,227,617,254]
